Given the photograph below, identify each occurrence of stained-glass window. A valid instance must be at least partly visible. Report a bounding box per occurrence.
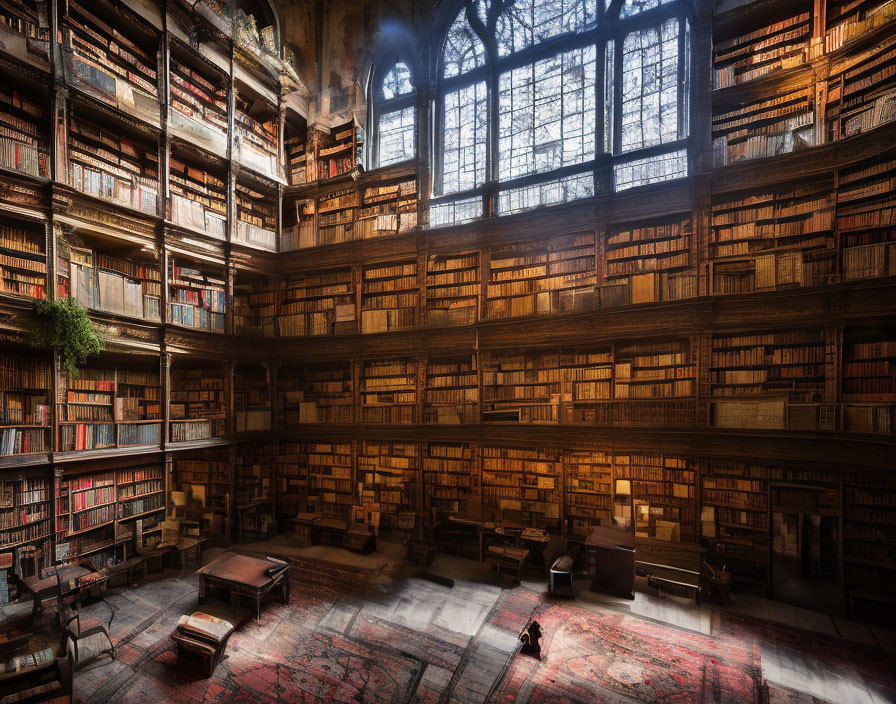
[496,0,597,56]
[498,46,596,180]
[620,19,680,152]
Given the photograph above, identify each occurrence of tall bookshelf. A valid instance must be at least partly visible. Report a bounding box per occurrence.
[838,154,896,281]
[234,180,277,251]
[54,461,164,570]
[426,252,479,327]
[842,328,896,433]
[605,218,693,304]
[304,441,353,519]
[67,112,159,215]
[60,0,161,126]
[615,452,696,542]
[423,441,477,516]
[171,449,230,537]
[0,220,46,300]
[486,234,597,320]
[710,329,825,430]
[233,83,280,182]
[169,363,227,443]
[233,272,277,336]
[317,187,358,246]
[63,243,161,321]
[167,48,229,157]
[168,152,228,239]
[278,362,353,426]
[361,260,418,334]
[356,177,418,239]
[235,443,274,539]
[360,358,417,424]
[0,353,50,457]
[424,356,478,424]
[234,364,271,433]
[278,268,356,337]
[168,258,226,332]
[560,349,614,424]
[0,474,51,577]
[357,440,420,527]
[0,86,49,179]
[481,446,561,529]
[314,118,362,183]
[482,351,561,424]
[274,441,307,521]
[563,449,613,536]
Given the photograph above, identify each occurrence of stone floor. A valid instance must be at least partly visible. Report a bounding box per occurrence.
[59,535,896,704]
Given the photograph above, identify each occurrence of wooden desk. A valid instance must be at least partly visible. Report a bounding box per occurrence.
[311,518,347,547]
[197,552,289,620]
[585,526,635,599]
[20,565,99,617]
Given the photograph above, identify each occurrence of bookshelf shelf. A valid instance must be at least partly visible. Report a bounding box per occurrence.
[361,260,418,334]
[168,258,226,332]
[278,362,353,426]
[358,440,419,527]
[304,441,353,519]
[278,268,356,337]
[360,358,417,424]
[169,363,227,442]
[425,356,478,425]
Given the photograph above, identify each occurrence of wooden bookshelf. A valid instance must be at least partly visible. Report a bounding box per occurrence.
[838,154,896,281]
[357,440,419,527]
[825,0,896,53]
[314,118,362,183]
[563,449,612,537]
[482,350,561,424]
[481,446,561,530]
[360,358,417,424]
[168,51,229,157]
[842,328,896,433]
[701,459,771,588]
[171,450,230,536]
[169,364,227,442]
[0,474,51,577]
[361,260,418,334]
[278,362,353,426]
[168,258,226,332]
[58,362,161,451]
[234,364,270,433]
[0,86,49,179]
[0,353,50,457]
[423,441,477,516]
[0,220,46,300]
[235,443,274,539]
[426,252,479,327]
[61,0,160,125]
[485,234,596,320]
[317,187,359,246]
[54,462,164,568]
[284,132,308,187]
[168,154,228,239]
[64,244,161,320]
[424,355,478,424]
[560,349,614,424]
[713,9,813,90]
[234,182,277,251]
[67,113,159,215]
[605,218,694,304]
[712,86,815,166]
[274,441,307,519]
[356,178,418,239]
[615,452,696,542]
[233,273,276,336]
[303,441,353,519]
[281,197,315,250]
[233,84,280,181]
[710,329,825,430]
[278,268,356,337]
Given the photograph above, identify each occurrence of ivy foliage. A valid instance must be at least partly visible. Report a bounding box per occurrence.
[26,298,105,377]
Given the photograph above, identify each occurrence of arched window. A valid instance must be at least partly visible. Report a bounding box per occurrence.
[430,0,691,226]
[370,56,417,169]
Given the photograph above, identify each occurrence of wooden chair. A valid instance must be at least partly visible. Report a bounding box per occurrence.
[54,569,114,665]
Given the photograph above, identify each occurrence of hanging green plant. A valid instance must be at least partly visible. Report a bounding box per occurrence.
[26,298,105,377]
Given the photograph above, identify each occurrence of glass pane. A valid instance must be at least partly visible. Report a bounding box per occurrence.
[431,196,483,227]
[442,81,488,194]
[497,172,594,215]
[604,38,614,153]
[613,148,687,190]
[620,0,673,18]
[498,45,597,181]
[443,8,487,78]
[620,18,680,153]
[382,62,413,100]
[496,0,598,57]
[378,106,416,167]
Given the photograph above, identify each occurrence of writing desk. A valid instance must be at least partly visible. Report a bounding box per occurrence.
[197,552,289,620]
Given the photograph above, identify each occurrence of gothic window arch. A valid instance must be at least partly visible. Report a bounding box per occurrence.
[369,52,417,169]
[428,0,691,227]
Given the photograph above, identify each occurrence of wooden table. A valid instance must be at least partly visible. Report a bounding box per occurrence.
[585,525,636,599]
[197,552,289,620]
[20,565,101,617]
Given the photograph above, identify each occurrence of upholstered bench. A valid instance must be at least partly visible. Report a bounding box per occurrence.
[171,612,234,678]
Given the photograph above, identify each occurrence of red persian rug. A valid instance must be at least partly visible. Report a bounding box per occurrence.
[491,595,762,704]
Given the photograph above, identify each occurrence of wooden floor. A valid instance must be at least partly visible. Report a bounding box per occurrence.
[53,537,896,704]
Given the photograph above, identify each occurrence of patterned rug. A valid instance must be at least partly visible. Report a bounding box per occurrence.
[491,595,762,704]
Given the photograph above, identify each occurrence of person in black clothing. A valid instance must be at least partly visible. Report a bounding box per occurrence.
[519,620,543,659]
